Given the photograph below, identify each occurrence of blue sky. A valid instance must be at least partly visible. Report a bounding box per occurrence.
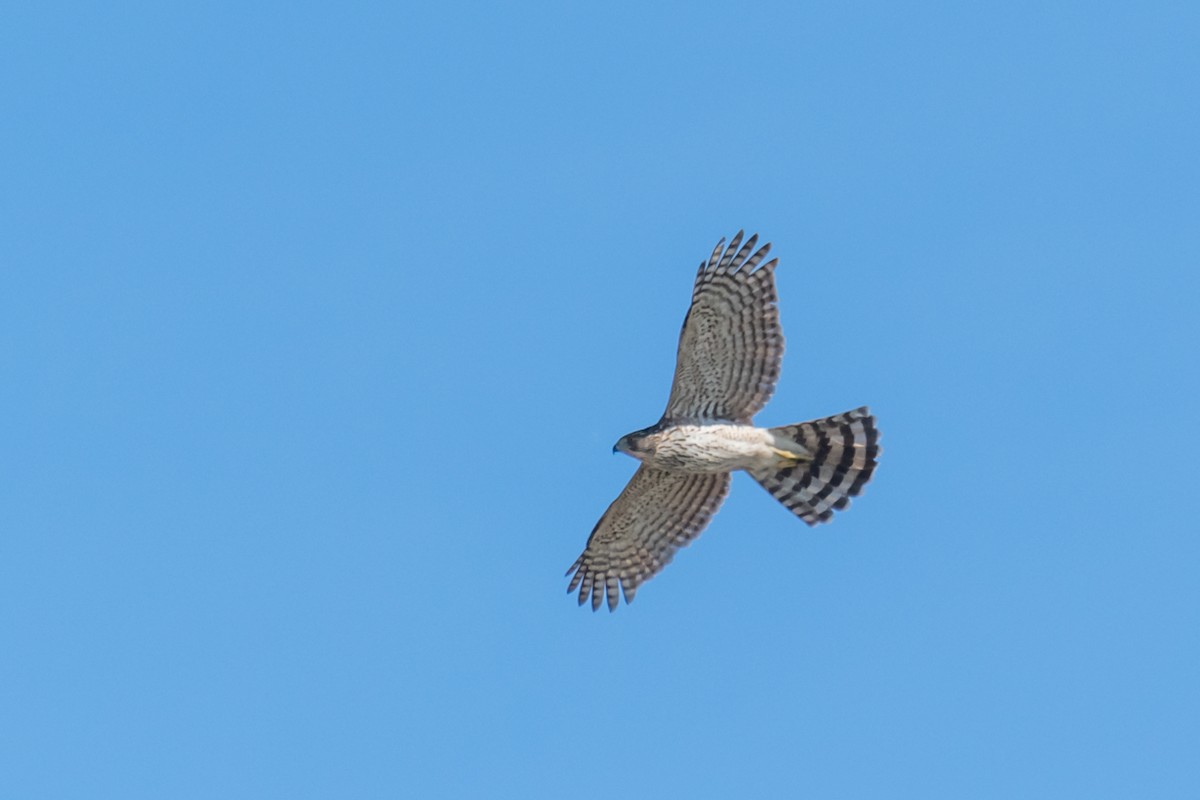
[3,2,1198,797]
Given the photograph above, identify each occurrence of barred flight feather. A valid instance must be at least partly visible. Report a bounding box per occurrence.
[664,230,783,424]
[566,467,729,611]
[749,407,880,525]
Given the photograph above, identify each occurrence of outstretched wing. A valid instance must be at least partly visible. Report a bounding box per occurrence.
[566,467,730,611]
[663,231,784,424]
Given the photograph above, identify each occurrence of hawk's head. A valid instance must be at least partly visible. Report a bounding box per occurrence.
[613,428,656,459]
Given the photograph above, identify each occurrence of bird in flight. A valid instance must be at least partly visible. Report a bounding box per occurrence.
[567,231,880,611]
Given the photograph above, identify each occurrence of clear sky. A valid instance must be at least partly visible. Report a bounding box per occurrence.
[3,2,1198,798]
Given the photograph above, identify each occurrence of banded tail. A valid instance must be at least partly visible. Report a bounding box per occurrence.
[749,407,880,525]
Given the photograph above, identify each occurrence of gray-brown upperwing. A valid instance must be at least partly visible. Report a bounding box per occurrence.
[662,231,784,424]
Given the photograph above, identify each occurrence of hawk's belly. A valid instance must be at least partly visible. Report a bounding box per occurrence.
[643,424,775,473]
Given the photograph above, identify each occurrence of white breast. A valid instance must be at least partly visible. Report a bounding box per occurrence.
[644,424,774,472]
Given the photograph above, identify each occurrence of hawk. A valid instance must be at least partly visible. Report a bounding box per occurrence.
[567,231,880,611]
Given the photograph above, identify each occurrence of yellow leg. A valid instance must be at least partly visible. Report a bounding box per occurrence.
[771,446,809,462]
